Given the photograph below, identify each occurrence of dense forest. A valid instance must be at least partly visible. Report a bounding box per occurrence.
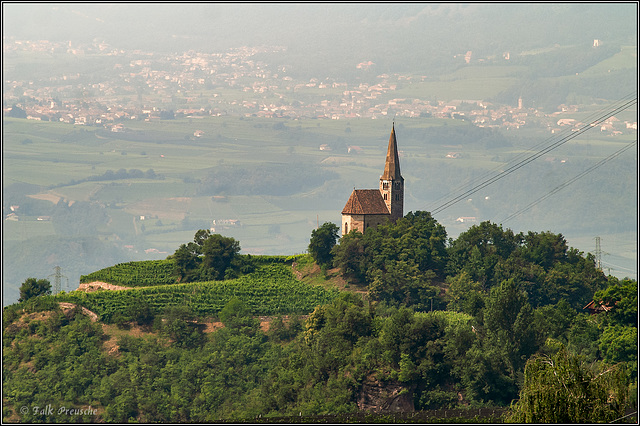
[2,214,637,422]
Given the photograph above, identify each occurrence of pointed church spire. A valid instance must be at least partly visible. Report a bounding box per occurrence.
[381,123,402,180]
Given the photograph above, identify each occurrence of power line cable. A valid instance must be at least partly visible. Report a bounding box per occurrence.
[427,92,636,209]
[499,140,637,223]
[426,92,637,209]
[431,96,637,214]
[429,95,637,215]
[601,261,637,274]
[603,242,638,249]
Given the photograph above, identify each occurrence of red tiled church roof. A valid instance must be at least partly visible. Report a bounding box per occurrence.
[341,189,390,215]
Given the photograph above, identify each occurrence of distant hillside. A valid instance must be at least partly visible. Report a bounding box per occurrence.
[5,4,636,78]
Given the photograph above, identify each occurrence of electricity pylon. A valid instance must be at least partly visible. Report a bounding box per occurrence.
[594,237,602,271]
[48,266,68,295]
[593,237,610,273]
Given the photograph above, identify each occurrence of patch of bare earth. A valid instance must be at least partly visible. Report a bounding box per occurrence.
[258,315,307,333]
[101,323,160,356]
[77,281,133,292]
[58,302,99,322]
[201,320,225,334]
[15,310,56,325]
[26,192,63,204]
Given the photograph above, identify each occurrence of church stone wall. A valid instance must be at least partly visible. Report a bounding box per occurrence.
[342,214,364,235]
[365,214,390,232]
[342,213,390,235]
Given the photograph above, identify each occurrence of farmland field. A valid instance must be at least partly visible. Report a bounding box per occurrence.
[3,72,637,305]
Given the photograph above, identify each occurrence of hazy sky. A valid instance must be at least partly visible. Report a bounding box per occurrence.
[4,3,637,82]
[4,3,636,51]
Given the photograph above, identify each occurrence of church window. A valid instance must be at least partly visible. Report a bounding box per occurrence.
[383,182,389,189]
[383,193,387,200]
[345,222,348,234]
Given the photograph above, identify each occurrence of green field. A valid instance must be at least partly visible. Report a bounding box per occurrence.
[581,45,638,75]
[3,113,636,270]
[3,43,638,305]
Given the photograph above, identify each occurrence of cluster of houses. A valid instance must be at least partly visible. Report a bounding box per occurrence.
[3,205,50,222]
[4,39,637,135]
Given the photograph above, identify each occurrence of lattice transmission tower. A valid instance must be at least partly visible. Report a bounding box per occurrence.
[594,237,602,271]
[593,237,610,273]
[48,266,69,295]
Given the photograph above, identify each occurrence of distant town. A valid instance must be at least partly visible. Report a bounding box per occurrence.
[3,39,637,136]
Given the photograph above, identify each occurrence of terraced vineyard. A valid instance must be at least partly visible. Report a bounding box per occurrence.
[79,259,177,287]
[78,255,299,287]
[59,262,340,323]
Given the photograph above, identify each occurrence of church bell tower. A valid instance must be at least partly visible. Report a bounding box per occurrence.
[379,124,404,222]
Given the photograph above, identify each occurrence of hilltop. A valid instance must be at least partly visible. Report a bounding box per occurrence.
[3,217,637,422]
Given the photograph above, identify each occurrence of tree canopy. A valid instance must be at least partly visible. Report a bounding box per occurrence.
[332,211,447,311]
[18,278,52,302]
[172,230,243,282]
[308,222,340,267]
[506,348,630,423]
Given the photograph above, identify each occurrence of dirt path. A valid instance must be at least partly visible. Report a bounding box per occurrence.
[58,302,99,322]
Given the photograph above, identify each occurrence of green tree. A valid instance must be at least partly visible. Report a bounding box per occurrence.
[18,278,52,302]
[445,271,484,316]
[593,278,638,378]
[402,211,448,274]
[369,260,440,311]
[483,278,542,375]
[303,293,373,381]
[594,277,638,327]
[332,211,447,309]
[599,325,637,366]
[533,299,576,343]
[308,222,340,267]
[459,343,517,405]
[171,230,241,282]
[173,242,201,282]
[126,299,154,327]
[519,231,568,270]
[7,104,27,118]
[331,230,366,282]
[565,312,602,361]
[506,348,630,423]
[160,305,205,349]
[199,233,241,280]
[446,221,521,289]
[218,297,259,333]
[304,292,372,347]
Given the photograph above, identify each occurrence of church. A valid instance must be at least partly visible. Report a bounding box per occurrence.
[341,124,404,235]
